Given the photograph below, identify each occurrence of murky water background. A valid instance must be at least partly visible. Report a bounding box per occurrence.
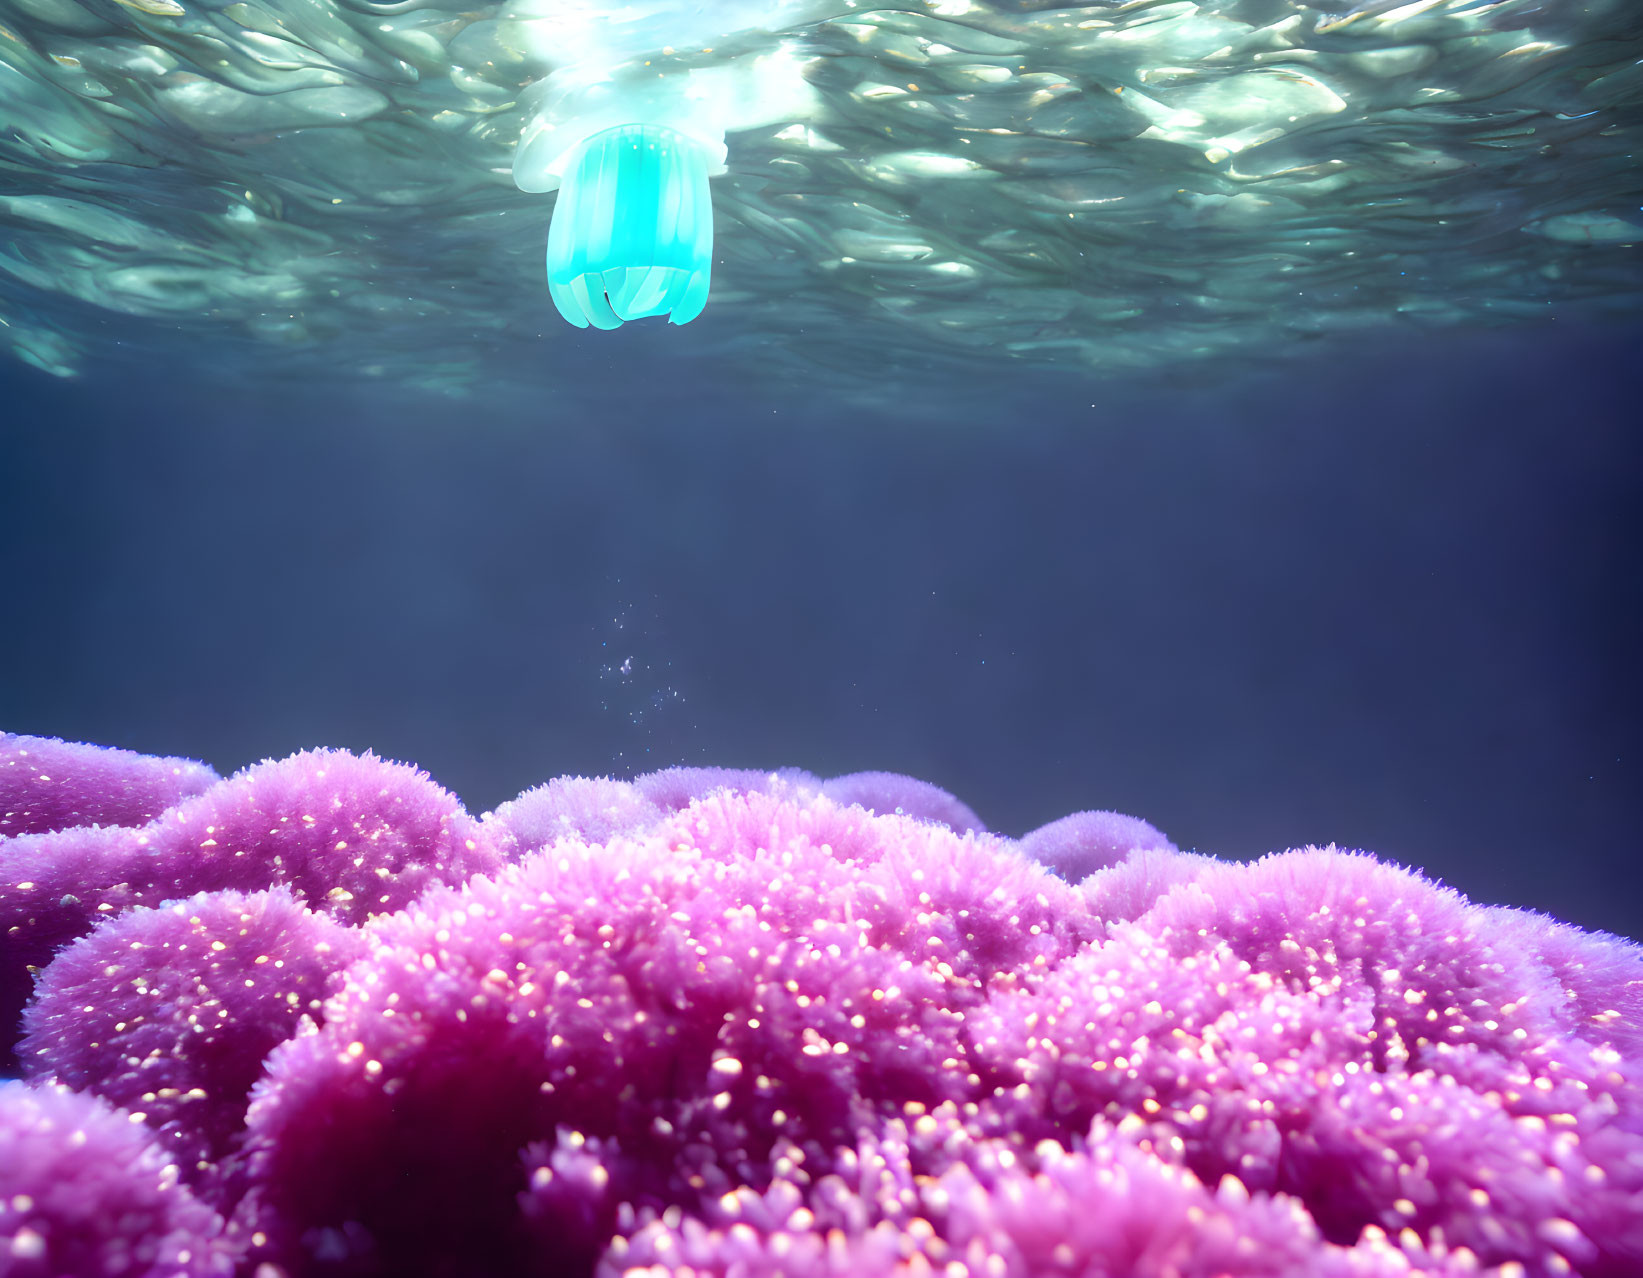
[4,318,1640,938]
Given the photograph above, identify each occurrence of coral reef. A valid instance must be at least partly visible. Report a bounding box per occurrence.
[2,730,1639,1278]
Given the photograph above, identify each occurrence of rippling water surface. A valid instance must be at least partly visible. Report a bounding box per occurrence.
[0,0,1639,397]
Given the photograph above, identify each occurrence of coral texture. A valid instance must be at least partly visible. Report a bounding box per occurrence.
[19,887,366,1184]
[1,731,217,838]
[0,1080,233,1277]
[2,732,1639,1278]
[0,742,499,1072]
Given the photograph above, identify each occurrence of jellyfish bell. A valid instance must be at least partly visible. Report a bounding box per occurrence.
[513,73,727,329]
[547,124,715,328]
[509,2,830,329]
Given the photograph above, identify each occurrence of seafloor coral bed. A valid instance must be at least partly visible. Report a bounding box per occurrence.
[2,730,1640,1277]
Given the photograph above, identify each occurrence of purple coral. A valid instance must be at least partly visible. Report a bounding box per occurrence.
[632,764,820,811]
[1,747,500,1068]
[968,849,1643,1274]
[482,775,664,857]
[1,732,217,838]
[235,790,1055,1275]
[19,887,366,1187]
[121,747,502,925]
[602,1116,1421,1278]
[0,1080,232,1277]
[1018,807,1175,880]
[2,734,1640,1278]
[820,770,985,834]
[1,732,219,1069]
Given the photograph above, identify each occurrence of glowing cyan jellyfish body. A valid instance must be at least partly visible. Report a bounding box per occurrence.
[544,123,715,329]
[511,0,829,332]
[514,73,732,331]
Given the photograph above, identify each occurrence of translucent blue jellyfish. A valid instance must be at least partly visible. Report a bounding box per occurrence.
[513,29,820,331]
[543,123,715,329]
[514,71,733,331]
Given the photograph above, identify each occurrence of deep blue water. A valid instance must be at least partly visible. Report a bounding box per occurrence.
[2,318,1639,941]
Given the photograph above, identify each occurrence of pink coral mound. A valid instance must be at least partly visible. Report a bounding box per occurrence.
[0,824,150,1072]
[482,775,664,858]
[632,765,820,811]
[968,847,1643,1276]
[821,770,986,833]
[19,887,366,1186]
[1,732,216,837]
[236,789,1048,1275]
[1018,808,1176,880]
[138,748,502,925]
[1,747,500,1070]
[0,1080,232,1277]
[2,736,1640,1278]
